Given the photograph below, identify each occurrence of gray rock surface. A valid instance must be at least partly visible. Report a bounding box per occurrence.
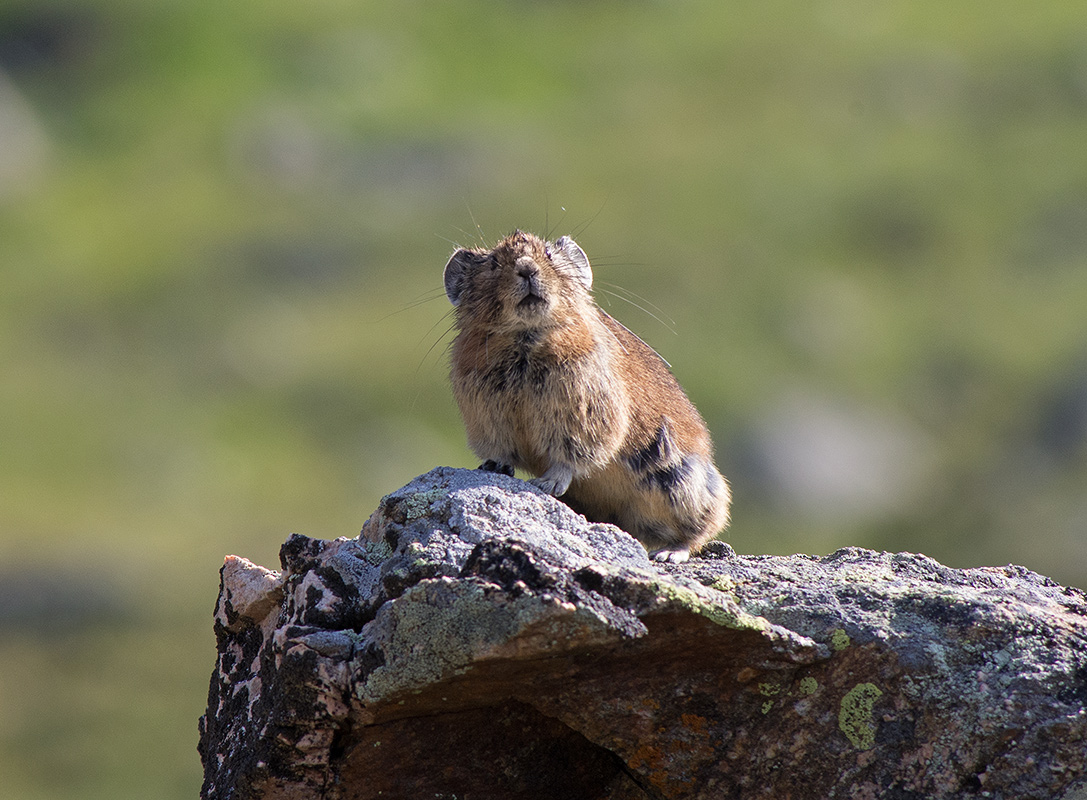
[199,466,1087,799]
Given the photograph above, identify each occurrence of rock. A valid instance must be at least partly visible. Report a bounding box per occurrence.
[199,466,1087,800]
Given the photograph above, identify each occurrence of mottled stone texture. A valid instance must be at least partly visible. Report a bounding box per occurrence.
[199,467,1087,800]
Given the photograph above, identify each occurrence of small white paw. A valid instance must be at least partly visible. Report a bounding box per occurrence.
[649,547,691,564]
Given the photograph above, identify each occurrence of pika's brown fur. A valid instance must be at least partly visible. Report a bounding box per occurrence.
[443,230,730,562]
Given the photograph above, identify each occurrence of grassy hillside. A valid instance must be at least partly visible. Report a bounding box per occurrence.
[2,1,1086,796]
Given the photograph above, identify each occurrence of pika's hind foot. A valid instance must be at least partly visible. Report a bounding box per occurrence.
[649,546,692,564]
[478,460,514,477]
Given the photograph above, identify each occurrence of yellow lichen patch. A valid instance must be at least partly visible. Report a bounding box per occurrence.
[758,682,782,697]
[838,683,883,750]
[798,676,819,695]
[761,700,774,715]
[831,628,851,651]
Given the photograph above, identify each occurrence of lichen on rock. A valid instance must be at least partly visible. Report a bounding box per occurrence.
[838,682,883,750]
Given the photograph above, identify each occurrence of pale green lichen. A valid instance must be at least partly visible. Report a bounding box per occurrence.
[649,580,770,631]
[356,578,608,704]
[798,676,819,695]
[761,700,774,715]
[401,488,447,520]
[406,541,431,570]
[831,628,851,651]
[838,682,882,750]
[758,682,782,697]
[356,580,511,702]
[708,576,735,594]
[359,537,393,565]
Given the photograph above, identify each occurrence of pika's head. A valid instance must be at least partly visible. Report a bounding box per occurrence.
[444,231,593,330]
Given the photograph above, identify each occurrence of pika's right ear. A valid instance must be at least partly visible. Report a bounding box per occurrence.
[555,236,592,290]
[443,249,473,306]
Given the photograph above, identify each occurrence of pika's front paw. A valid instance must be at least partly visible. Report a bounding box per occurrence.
[529,476,570,496]
[529,465,573,497]
[649,546,692,564]
[478,460,514,477]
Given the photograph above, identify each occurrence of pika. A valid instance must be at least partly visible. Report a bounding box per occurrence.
[443,230,730,563]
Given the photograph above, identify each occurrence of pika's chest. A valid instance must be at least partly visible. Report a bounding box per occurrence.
[453,324,604,400]
[476,339,564,395]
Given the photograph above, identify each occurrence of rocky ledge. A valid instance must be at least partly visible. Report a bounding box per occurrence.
[199,467,1087,800]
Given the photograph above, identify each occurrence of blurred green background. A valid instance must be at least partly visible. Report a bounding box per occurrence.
[2,0,1086,796]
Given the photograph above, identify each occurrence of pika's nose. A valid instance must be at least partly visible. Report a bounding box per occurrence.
[515,258,539,279]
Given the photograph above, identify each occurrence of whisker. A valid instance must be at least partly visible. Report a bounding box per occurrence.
[415,309,458,364]
[466,202,488,247]
[420,323,457,369]
[375,288,447,323]
[408,316,458,412]
[584,256,649,268]
[601,318,631,359]
[600,280,676,324]
[571,194,610,239]
[598,285,677,334]
[547,203,569,241]
[601,310,673,370]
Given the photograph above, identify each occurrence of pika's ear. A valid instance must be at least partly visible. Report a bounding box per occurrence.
[443,249,473,306]
[555,236,592,290]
